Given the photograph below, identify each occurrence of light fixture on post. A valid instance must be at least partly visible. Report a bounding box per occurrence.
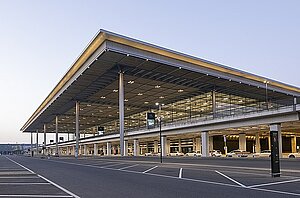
[264,80,270,110]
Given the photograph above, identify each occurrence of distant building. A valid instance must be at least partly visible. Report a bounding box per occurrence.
[0,144,31,155]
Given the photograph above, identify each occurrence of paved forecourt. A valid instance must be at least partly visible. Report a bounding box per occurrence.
[0,156,79,197]
[5,155,300,198]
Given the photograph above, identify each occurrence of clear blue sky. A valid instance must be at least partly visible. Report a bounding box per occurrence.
[0,0,299,143]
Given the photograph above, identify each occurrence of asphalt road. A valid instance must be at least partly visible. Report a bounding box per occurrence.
[2,155,300,198]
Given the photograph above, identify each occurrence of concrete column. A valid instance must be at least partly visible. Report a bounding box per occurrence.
[36,129,39,155]
[133,139,140,156]
[212,90,216,118]
[270,124,282,158]
[55,116,59,156]
[124,140,128,156]
[202,132,209,157]
[195,137,201,152]
[103,145,106,155]
[291,136,297,153]
[72,146,75,155]
[30,132,33,156]
[239,133,246,151]
[166,139,170,154]
[294,97,297,111]
[178,139,182,152]
[154,140,158,153]
[107,142,111,156]
[75,101,80,158]
[79,145,82,155]
[119,71,125,156]
[161,136,167,157]
[209,136,213,151]
[255,133,261,153]
[43,124,47,155]
[94,144,98,156]
[84,145,87,155]
[268,136,271,150]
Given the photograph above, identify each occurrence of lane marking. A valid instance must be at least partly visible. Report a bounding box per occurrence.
[38,174,80,198]
[5,157,80,198]
[249,187,300,197]
[0,183,50,185]
[143,166,158,173]
[0,195,73,197]
[179,168,183,178]
[215,170,246,187]
[100,163,124,168]
[248,178,300,188]
[28,157,300,197]
[0,176,39,179]
[118,164,139,170]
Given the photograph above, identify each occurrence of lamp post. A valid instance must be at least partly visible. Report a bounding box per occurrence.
[264,80,269,110]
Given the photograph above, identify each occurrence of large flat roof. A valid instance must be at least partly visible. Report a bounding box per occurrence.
[21,29,300,133]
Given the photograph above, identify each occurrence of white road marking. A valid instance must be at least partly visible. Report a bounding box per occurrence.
[38,175,80,198]
[179,168,183,178]
[248,178,300,188]
[0,176,39,179]
[249,187,300,197]
[28,157,300,197]
[215,170,246,187]
[5,157,80,198]
[0,183,50,185]
[143,166,158,173]
[0,195,73,197]
[118,164,139,170]
[100,163,124,168]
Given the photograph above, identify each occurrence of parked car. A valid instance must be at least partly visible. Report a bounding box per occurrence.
[209,150,222,157]
[185,151,202,157]
[288,153,300,158]
[167,151,184,157]
[253,150,271,158]
[144,152,155,156]
[226,150,250,157]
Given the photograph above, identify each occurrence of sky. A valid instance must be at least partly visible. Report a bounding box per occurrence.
[0,0,299,144]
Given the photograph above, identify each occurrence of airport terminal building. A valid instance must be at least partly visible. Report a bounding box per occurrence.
[21,30,300,158]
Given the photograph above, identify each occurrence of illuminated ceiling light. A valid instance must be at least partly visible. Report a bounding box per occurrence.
[239,82,242,84]
[127,54,130,56]
[178,89,183,93]
[155,102,159,106]
[108,106,111,109]
[179,67,182,69]
[92,120,95,122]
[146,59,149,61]
[124,99,128,102]
[87,104,91,107]
[138,93,143,96]
[128,80,134,84]
[159,96,164,99]
[80,108,84,111]
[264,80,269,84]
[83,117,86,120]
[99,110,103,112]
[113,89,118,92]
[98,118,101,120]
[126,108,130,110]
[155,85,161,88]
[229,79,232,81]
[109,115,112,117]
[206,74,209,76]
[162,104,165,106]
[144,101,149,104]
[101,96,106,99]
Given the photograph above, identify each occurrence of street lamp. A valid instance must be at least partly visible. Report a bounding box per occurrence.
[264,80,269,110]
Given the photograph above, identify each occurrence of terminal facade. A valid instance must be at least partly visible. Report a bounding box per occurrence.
[21,30,300,158]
